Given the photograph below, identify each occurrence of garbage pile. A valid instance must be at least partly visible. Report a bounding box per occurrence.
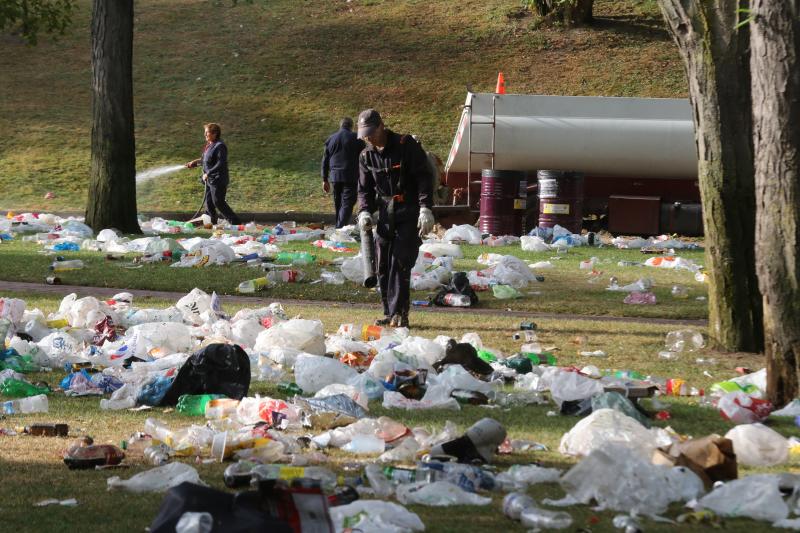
[2,286,798,530]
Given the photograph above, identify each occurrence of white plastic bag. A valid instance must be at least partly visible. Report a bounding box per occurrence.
[549,370,605,408]
[341,255,367,283]
[294,354,357,394]
[495,464,562,491]
[419,243,463,258]
[107,462,204,493]
[176,288,213,325]
[124,322,193,359]
[254,319,325,356]
[442,224,482,245]
[697,474,789,522]
[230,319,264,349]
[559,409,672,458]
[396,481,491,506]
[725,423,789,467]
[329,500,425,533]
[521,235,551,252]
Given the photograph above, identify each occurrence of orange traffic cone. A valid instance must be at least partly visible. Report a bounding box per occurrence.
[495,72,506,94]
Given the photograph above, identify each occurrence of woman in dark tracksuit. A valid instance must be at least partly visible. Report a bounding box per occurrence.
[186,123,242,225]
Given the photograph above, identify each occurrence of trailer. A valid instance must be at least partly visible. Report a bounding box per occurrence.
[441,92,703,236]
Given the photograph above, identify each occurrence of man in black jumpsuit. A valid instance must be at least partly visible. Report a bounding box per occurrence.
[321,117,366,228]
[356,109,435,328]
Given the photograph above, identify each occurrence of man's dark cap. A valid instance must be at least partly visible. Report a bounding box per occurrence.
[357,109,382,139]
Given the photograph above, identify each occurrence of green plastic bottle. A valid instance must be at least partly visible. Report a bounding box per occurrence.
[522,352,557,366]
[503,355,533,374]
[277,382,304,396]
[0,378,50,398]
[176,394,226,416]
[275,252,315,265]
[0,355,39,373]
[477,349,498,363]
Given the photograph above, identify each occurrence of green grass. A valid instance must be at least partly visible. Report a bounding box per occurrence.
[0,231,709,320]
[0,0,686,214]
[0,293,780,532]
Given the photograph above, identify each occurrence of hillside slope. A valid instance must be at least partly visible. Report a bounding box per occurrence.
[0,0,686,214]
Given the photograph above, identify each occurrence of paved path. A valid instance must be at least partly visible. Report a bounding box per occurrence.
[0,281,708,327]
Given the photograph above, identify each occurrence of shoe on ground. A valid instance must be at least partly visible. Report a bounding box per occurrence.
[389,314,409,328]
[375,316,391,326]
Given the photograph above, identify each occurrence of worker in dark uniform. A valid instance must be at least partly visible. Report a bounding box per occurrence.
[356,109,435,328]
[186,123,241,226]
[321,117,366,228]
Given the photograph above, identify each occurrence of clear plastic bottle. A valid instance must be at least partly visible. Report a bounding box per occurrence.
[237,277,269,294]
[143,444,170,465]
[442,293,471,307]
[143,418,174,446]
[49,260,84,272]
[265,269,304,283]
[2,394,48,414]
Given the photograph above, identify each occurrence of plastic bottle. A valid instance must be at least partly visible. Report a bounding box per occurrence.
[223,462,337,490]
[144,418,175,446]
[176,394,226,416]
[144,444,171,465]
[237,277,269,294]
[0,378,50,398]
[204,398,240,419]
[49,260,84,272]
[503,492,536,520]
[2,394,48,414]
[265,269,304,283]
[442,293,471,307]
[476,349,498,363]
[277,382,304,396]
[275,252,315,265]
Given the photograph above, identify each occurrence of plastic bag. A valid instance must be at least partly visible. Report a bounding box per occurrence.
[442,224,482,245]
[718,391,773,424]
[561,443,696,515]
[254,319,325,356]
[665,329,705,352]
[175,512,213,533]
[341,255,367,283]
[549,370,604,408]
[697,474,789,522]
[559,409,672,458]
[591,391,651,428]
[125,322,193,359]
[520,235,550,252]
[520,507,573,530]
[176,289,213,325]
[230,319,264,349]
[329,500,425,533]
[419,243,463,258]
[294,354,357,394]
[724,423,789,467]
[492,284,522,299]
[396,481,491,507]
[0,298,26,325]
[107,463,205,493]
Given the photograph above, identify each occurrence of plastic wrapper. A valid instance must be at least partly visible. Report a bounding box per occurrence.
[495,464,562,491]
[561,443,700,515]
[718,391,773,424]
[396,481,491,507]
[559,408,673,458]
[382,391,460,411]
[294,354,357,394]
[697,474,790,523]
[297,394,368,429]
[329,500,425,533]
[254,319,325,356]
[107,463,205,493]
[724,423,789,467]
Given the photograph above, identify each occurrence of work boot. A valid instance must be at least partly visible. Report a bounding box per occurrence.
[389,314,409,328]
[375,316,392,326]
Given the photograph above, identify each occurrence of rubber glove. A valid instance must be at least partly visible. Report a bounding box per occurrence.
[417,207,434,237]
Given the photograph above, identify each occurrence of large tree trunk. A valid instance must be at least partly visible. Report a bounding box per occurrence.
[533,0,594,26]
[750,0,800,406]
[85,0,140,234]
[658,0,763,351]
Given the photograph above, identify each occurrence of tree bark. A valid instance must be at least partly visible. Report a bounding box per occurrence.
[750,0,800,406]
[658,0,763,351]
[85,0,140,234]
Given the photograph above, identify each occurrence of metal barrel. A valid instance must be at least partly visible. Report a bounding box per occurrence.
[478,169,528,236]
[537,170,584,233]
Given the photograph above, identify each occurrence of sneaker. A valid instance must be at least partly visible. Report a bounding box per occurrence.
[374,316,392,326]
[389,314,409,328]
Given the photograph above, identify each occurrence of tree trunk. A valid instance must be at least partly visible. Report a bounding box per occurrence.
[750,0,800,406]
[658,0,763,352]
[534,0,594,26]
[85,0,140,234]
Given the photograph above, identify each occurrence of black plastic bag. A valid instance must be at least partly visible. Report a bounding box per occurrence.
[160,343,250,405]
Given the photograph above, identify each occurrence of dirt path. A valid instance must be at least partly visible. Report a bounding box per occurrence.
[0,281,707,327]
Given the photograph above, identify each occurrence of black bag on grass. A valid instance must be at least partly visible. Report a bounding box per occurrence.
[160,343,250,405]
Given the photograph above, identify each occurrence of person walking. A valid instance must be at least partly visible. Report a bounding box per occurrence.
[321,117,365,228]
[356,109,435,328]
[186,123,242,226]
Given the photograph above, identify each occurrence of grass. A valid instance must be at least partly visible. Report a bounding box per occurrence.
[0,292,778,532]
[0,0,687,214]
[0,230,709,320]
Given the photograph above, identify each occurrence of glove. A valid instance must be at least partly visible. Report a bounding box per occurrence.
[357,211,374,232]
[417,207,434,238]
